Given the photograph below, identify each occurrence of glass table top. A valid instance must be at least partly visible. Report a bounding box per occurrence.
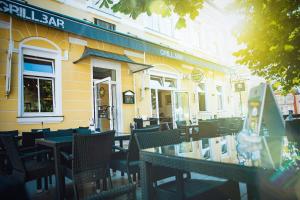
[143,134,299,171]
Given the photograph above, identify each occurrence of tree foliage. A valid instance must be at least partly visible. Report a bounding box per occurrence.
[233,0,300,92]
[95,0,204,28]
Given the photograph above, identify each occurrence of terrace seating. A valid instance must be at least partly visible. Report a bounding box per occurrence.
[110,126,160,183]
[134,129,240,200]
[0,130,19,174]
[61,131,136,200]
[0,134,54,191]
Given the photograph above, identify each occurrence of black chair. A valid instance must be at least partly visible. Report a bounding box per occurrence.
[133,118,143,129]
[0,135,54,191]
[58,128,75,134]
[134,130,241,200]
[110,126,160,183]
[286,119,300,143]
[61,131,136,200]
[31,128,50,133]
[75,127,91,135]
[0,130,19,173]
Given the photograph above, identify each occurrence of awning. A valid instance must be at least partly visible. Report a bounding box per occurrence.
[74,47,153,73]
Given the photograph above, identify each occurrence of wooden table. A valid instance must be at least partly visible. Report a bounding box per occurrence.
[36,132,130,200]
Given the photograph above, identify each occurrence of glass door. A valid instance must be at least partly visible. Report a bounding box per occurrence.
[94,77,112,131]
[173,92,190,127]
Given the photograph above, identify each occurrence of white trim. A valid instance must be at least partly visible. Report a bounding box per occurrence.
[91,59,123,132]
[17,116,64,124]
[18,38,62,120]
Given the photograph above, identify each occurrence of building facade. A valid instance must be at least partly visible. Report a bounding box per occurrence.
[0,0,237,132]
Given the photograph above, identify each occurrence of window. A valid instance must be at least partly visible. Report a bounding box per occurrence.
[94,18,116,31]
[150,76,163,88]
[23,56,55,113]
[150,75,176,89]
[145,14,174,37]
[198,83,206,111]
[216,85,223,110]
[18,44,62,124]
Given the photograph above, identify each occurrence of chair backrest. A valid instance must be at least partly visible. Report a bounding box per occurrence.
[72,131,115,184]
[286,119,300,142]
[134,129,181,150]
[44,130,73,138]
[128,126,160,161]
[31,128,50,133]
[21,132,36,147]
[75,127,91,135]
[0,130,18,149]
[0,135,25,176]
[149,117,158,125]
[159,123,170,131]
[133,118,143,129]
[58,128,75,134]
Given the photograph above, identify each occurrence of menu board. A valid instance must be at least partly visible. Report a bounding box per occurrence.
[245,83,285,168]
[245,83,285,136]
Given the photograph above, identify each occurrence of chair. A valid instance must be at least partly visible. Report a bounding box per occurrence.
[58,128,75,134]
[133,118,143,129]
[110,126,160,183]
[286,119,300,143]
[61,131,136,200]
[134,130,240,200]
[75,127,91,135]
[0,135,54,191]
[31,128,50,133]
[0,130,19,174]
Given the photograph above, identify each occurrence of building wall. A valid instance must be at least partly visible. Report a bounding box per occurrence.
[0,1,234,133]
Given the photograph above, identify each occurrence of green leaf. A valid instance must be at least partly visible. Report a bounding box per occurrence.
[176,17,186,29]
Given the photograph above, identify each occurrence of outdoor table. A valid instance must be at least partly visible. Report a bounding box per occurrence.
[36,132,130,200]
[140,135,300,200]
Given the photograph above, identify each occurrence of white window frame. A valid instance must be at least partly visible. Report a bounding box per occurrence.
[18,45,63,124]
[216,84,224,111]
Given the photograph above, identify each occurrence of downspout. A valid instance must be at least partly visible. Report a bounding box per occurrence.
[5,16,13,98]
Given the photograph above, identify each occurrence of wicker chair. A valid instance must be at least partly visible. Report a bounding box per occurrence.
[110,126,160,183]
[61,131,136,200]
[0,135,54,191]
[0,130,19,174]
[75,127,91,135]
[31,128,50,133]
[135,129,241,200]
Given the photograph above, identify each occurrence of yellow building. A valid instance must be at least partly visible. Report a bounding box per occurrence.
[0,0,234,133]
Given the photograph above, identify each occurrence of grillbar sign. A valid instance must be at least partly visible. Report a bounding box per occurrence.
[0,0,65,29]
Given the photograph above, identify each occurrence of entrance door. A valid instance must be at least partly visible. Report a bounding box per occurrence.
[94,77,112,131]
[151,89,173,124]
[173,92,190,126]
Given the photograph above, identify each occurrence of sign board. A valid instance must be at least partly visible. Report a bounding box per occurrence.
[245,83,285,136]
[123,90,135,104]
[234,82,245,92]
[245,83,285,168]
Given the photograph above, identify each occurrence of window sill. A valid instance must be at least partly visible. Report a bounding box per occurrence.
[17,116,64,124]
